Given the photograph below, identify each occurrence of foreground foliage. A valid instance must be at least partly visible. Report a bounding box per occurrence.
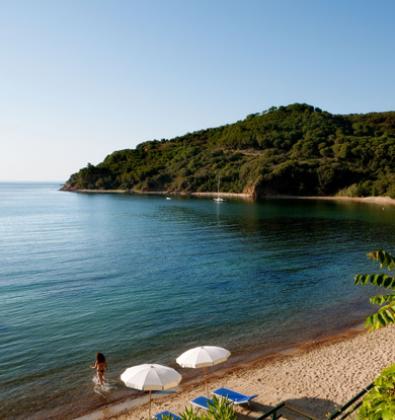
[359,365,395,420]
[355,250,395,419]
[63,104,395,198]
[162,396,237,420]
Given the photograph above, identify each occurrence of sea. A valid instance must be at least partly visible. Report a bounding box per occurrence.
[1,182,395,419]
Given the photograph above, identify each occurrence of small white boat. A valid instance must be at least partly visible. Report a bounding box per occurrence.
[213,177,225,203]
[165,196,172,200]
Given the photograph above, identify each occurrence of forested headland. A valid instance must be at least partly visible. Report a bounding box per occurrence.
[62,104,395,199]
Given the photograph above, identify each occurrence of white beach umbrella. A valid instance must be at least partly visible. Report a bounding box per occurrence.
[120,364,182,418]
[176,346,231,394]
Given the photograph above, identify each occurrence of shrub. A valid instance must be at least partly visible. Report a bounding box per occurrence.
[162,396,237,420]
[359,365,395,419]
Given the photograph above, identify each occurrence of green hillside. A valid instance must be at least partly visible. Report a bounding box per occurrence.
[62,104,395,198]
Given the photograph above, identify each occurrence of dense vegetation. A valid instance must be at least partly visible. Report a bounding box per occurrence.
[63,104,395,198]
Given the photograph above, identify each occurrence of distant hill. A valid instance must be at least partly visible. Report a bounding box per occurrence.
[62,103,395,199]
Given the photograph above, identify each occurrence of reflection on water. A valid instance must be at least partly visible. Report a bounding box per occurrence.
[1,184,395,418]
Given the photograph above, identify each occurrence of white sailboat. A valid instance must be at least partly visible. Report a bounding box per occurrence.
[213,176,224,203]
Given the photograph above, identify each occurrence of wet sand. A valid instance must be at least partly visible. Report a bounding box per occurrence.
[77,325,395,420]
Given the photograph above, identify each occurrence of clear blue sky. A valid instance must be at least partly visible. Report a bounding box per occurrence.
[1,0,394,181]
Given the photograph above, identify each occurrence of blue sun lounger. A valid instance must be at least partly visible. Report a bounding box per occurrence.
[213,387,258,405]
[154,410,181,420]
[191,396,214,411]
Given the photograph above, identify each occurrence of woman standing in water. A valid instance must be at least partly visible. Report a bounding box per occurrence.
[91,352,107,385]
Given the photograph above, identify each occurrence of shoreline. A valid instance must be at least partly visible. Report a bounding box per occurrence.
[65,188,253,200]
[63,188,395,206]
[75,322,392,420]
[267,194,395,207]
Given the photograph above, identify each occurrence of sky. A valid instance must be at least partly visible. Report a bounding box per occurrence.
[1,0,394,181]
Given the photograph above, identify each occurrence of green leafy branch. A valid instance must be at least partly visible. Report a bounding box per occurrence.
[354,249,395,330]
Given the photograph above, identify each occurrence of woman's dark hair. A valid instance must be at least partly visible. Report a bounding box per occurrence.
[96,352,106,363]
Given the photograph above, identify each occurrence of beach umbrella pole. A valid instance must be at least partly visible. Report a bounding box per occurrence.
[176,346,231,397]
[149,390,152,419]
[205,367,208,396]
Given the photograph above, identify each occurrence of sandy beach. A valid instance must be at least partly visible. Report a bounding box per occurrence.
[268,195,395,207]
[75,325,395,420]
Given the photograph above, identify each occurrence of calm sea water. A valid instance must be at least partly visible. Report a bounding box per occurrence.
[1,183,395,419]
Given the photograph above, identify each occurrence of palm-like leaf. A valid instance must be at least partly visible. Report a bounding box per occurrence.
[354,273,395,289]
[370,294,395,306]
[368,250,395,270]
[365,303,395,330]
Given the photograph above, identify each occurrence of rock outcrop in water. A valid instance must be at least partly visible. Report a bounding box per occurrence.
[62,104,395,199]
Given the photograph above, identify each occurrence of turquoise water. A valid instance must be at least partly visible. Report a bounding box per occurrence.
[1,183,395,419]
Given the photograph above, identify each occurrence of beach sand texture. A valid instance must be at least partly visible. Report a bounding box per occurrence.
[84,326,395,420]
